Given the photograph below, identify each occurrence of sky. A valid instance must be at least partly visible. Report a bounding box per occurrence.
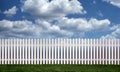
[0,0,120,38]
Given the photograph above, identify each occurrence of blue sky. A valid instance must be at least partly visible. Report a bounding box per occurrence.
[0,0,120,38]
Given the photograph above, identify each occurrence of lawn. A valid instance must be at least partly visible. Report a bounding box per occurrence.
[0,64,120,72]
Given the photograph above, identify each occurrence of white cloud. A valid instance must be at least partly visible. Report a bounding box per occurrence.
[101,25,120,38]
[0,0,113,38]
[35,19,72,37]
[0,20,40,38]
[103,0,120,8]
[21,0,86,20]
[58,17,110,33]
[0,17,110,38]
[0,19,71,38]
[89,18,110,31]
[3,6,18,16]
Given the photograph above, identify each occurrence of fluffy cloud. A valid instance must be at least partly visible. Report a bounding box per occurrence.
[3,6,17,16]
[0,20,40,38]
[58,17,110,33]
[35,19,72,37]
[0,0,113,38]
[101,25,120,38]
[0,19,71,38]
[21,0,86,20]
[0,17,111,38]
[103,0,120,8]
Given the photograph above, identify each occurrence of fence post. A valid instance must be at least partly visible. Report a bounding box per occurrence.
[105,39,107,64]
[108,39,110,64]
[28,39,30,64]
[48,38,50,64]
[118,39,120,64]
[96,39,98,64]
[75,39,77,64]
[117,39,120,65]
[111,39,113,64]
[4,39,7,64]
[0,39,2,64]
[57,38,60,64]
[70,39,71,64]
[54,39,56,64]
[87,39,89,64]
[115,39,116,65]
[67,39,69,64]
[90,39,92,64]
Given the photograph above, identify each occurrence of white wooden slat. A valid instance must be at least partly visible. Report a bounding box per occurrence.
[54,39,56,64]
[93,39,95,64]
[39,39,42,64]
[102,39,104,64]
[117,39,119,65]
[36,39,39,64]
[99,39,101,64]
[28,39,30,64]
[118,39,120,64]
[31,39,33,64]
[84,39,86,64]
[22,39,24,64]
[60,38,62,64]
[96,39,98,64]
[10,39,13,64]
[48,39,51,64]
[76,39,78,64]
[19,39,21,64]
[51,39,53,64]
[105,39,107,65]
[43,39,45,64]
[69,39,72,64]
[67,39,69,64]
[4,39,7,64]
[58,38,60,64]
[63,39,65,64]
[2,39,4,64]
[114,39,116,64]
[81,39,83,64]
[108,39,110,64]
[21,39,25,64]
[45,39,48,64]
[90,39,92,65]
[40,39,42,64]
[25,39,27,64]
[12,39,14,64]
[78,38,80,64]
[73,39,74,64]
[112,39,114,64]
[7,39,10,64]
[16,39,18,64]
[15,39,16,64]
[6,39,7,64]
[0,39,1,64]
[33,39,36,64]
[88,39,89,64]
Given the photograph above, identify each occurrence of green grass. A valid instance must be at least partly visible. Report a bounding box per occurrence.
[0,64,120,72]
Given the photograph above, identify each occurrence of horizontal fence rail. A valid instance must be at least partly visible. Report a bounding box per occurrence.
[0,39,120,64]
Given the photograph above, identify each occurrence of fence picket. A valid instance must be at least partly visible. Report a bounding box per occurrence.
[0,39,119,65]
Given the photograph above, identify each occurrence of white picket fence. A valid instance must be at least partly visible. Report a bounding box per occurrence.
[0,38,120,64]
